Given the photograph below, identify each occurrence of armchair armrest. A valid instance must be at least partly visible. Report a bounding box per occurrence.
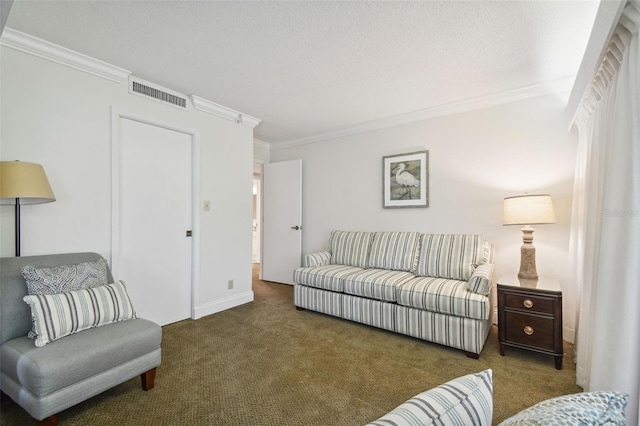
[467,263,494,295]
[302,250,331,267]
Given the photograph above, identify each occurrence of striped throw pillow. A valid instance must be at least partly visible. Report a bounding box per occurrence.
[329,231,374,268]
[415,234,486,280]
[22,259,111,339]
[367,231,420,272]
[368,369,493,426]
[23,281,137,347]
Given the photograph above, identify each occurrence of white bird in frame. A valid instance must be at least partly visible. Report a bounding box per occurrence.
[395,163,420,199]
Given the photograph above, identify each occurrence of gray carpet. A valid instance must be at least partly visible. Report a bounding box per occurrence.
[0,267,581,425]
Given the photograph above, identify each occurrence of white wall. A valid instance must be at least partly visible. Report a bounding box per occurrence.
[0,45,255,317]
[253,143,270,163]
[270,94,578,341]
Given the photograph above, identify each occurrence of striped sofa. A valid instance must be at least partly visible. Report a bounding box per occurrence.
[293,231,495,358]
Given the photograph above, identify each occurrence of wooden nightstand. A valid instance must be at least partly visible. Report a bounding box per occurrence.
[497,274,563,369]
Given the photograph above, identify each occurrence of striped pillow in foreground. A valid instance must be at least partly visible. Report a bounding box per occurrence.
[367,369,493,426]
[23,280,137,347]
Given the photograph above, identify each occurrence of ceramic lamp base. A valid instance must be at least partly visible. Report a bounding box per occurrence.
[518,227,538,280]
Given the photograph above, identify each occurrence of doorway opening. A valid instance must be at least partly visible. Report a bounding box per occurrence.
[252,163,263,268]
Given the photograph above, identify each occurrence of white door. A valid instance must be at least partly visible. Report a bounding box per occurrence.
[262,159,302,285]
[116,117,192,325]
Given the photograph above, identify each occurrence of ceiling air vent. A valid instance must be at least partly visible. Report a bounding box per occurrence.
[128,76,189,109]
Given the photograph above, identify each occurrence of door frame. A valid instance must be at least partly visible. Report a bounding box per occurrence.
[253,160,265,279]
[110,107,201,319]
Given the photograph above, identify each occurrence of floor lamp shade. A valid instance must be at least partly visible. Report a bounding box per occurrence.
[0,161,56,256]
[503,194,555,280]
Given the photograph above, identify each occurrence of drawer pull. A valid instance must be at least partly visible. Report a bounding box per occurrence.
[523,299,534,309]
[524,326,534,336]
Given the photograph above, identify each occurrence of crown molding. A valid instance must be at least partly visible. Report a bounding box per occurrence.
[253,138,271,151]
[270,77,575,151]
[191,95,261,129]
[1,28,263,128]
[0,27,131,83]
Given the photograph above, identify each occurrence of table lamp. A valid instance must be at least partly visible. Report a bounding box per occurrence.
[0,161,55,256]
[503,194,555,280]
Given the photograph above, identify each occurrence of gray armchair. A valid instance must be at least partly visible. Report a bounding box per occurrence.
[0,253,162,425]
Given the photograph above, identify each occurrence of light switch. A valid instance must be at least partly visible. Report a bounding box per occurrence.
[203,200,211,211]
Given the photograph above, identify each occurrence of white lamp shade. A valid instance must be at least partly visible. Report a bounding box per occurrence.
[503,194,555,225]
[0,161,56,205]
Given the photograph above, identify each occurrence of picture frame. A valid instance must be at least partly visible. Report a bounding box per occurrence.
[382,150,429,208]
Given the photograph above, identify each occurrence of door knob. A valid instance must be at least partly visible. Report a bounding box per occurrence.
[291,226,301,230]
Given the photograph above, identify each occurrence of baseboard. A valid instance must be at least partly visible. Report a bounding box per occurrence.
[563,325,576,344]
[192,291,254,319]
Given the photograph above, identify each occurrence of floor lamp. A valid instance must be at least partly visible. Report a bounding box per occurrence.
[0,161,56,256]
[503,194,555,280]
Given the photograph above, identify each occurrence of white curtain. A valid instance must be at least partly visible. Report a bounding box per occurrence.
[571,2,640,424]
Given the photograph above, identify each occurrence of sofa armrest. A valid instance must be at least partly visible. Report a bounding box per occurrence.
[303,251,331,267]
[467,263,494,295]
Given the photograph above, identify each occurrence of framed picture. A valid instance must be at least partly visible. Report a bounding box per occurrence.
[382,150,429,208]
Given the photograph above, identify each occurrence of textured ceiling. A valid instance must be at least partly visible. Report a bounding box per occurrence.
[5,1,599,145]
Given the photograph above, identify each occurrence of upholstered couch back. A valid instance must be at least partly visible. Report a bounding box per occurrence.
[329,231,374,268]
[327,231,491,281]
[414,234,487,280]
[0,252,113,345]
[367,231,421,272]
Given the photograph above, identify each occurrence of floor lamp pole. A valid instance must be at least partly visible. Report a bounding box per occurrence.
[0,161,56,257]
[15,197,21,257]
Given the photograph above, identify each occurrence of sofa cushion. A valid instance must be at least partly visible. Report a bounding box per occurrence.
[344,269,415,302]
[367,369,493,426]
[23,281,137,347]
[498,391,629,426]
[21,258,109,295]
[367,231,421,272]
[329,231,374,268]
[293,265,363,292]
[415,234,486,280]
[0,318,161,398]
[397,276,490,320]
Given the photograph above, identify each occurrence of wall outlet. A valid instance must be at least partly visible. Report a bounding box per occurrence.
[227,279,234,290]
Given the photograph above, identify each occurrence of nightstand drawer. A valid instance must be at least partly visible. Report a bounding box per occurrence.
[504,311,555,350]
[504,293,554,315]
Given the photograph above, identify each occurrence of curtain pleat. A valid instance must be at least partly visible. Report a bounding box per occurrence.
[570,2,640,424]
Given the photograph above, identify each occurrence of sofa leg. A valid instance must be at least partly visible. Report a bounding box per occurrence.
[464,351,480,359]
[37,414,58,426]
[295,306,304,311]
[141,368,156,391]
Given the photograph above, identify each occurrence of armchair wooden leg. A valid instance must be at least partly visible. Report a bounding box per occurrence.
[141,368,156,391]
[37,414,58,426]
